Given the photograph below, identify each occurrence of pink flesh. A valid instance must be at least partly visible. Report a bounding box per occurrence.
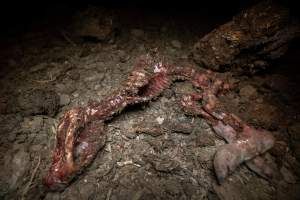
[44,54,276,190]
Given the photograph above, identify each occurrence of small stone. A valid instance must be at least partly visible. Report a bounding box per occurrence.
[156,116,165,125]
[59,94,71,106]
[170,40,182,49]
[73,92,79,98]
[104,143,112,152]
[123,131,137,139]
[74,7,114,41]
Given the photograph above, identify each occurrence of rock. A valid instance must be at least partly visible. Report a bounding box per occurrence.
[155,116,164,125]
[170,40,182,49]
[123,131,137,139]
[192,1,298,74]
[239,85,258,99]
[131,29,144,39]
[73,6,115,41]
[18,89,60,117]
[59,94,71,106]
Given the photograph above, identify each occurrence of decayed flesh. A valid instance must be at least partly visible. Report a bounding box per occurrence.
[44,54,276,190]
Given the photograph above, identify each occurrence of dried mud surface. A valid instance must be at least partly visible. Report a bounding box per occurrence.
[0,5,300,200]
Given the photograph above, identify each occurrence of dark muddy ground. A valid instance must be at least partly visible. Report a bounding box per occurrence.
[0,4,300,200]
